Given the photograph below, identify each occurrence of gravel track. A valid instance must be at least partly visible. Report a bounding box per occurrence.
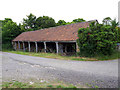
[2,52,118,88]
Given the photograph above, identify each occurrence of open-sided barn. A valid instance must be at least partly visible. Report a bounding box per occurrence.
[12,20,97,54]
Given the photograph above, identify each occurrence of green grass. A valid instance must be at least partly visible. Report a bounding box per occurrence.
[94,50,120,60]
[3,50,99,61]
[2,81,77,88]
[3,50,120,61]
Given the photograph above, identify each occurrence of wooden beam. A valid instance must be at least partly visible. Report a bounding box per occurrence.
[56,42,59,54]
[18,41,20,50]
[35,42,38,53]
[76,42,79,52]
[44,42,46,53]
[14,42,17,50]
[28,41,31,52]
[65,44,67,53]
[12,42,13,45]
[23,42,25,51]
[28,41,76,43]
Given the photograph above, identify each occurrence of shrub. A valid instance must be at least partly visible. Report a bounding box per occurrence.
[77,20,119,57]
[2,43,13,51]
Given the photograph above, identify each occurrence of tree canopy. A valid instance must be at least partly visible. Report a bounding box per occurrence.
[72,18,85,23]
[2,18,21,44]
[36,16,56,29]
[57,20,66,26]
[102,17,111,25]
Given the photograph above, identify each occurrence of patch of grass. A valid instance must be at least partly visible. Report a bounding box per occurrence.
[72,58,87,61]
[2,81,77,88]
[94,85,99,88]
[47,85,53,88]
[3,50,99,61]
[94,50,120,60]
[86,83,92,87]
[56,85,64,88]
[2,81,32,88]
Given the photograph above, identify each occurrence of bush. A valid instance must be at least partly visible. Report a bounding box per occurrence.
[77,20,119,57]
[2,43,13,51]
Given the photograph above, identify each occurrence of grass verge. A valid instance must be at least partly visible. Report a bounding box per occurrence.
[3,50,99,61]
[3,50,120,61]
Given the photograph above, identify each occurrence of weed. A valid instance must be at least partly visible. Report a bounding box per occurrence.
[94,85,99,88]
[2,82,9,88]
[47,85,53,88]
[86,83,92,87]
[56,85,64,88]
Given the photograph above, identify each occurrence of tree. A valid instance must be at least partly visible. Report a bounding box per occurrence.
[57,20,66,26]
[102,17,111,25]
[77,19,119,56]
[72,18,85,23]
[2,18,21,44]
[116,26,120,43]
[111,19,119,29]
[23,13,36,30]
[64,18,86,25]
[57,18,86,26]
[36,16,56,29]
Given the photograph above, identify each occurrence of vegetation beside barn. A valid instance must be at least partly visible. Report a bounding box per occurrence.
[77,17,120,57]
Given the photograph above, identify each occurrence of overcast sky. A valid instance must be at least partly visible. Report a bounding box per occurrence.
[0,0,119,24]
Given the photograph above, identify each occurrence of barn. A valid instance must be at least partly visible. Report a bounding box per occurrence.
[12,20,97,54]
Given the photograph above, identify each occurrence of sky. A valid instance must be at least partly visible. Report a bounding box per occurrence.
[0,0,119,24]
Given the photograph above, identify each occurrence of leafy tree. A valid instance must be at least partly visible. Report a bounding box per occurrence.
[57,18,86,26]
[2,18,21,44]
[102,17,111,25]
[77,19,119,56]
[111,19,119,29]
[57,20,66,26]
[72,18,85,23]
[36,16,56,29]
[116,27,120,43]
[64,18,85,25]
[23,13,36,30]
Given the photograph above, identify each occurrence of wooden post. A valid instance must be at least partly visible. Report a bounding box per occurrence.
[65,44,67,53]
[12,42,13,45]
[15,42,17,50]
[44,42,46,53]
[35,42,38,53]
[23,42,25,51]
[76,42,79,52]
[18,41,20,50]
[56,42,59,54]
[28,41,31,52]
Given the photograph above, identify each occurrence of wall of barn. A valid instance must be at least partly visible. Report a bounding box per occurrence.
[37,42,45,52]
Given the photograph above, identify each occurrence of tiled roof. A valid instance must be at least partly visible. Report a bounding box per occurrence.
[12,21,93,42]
